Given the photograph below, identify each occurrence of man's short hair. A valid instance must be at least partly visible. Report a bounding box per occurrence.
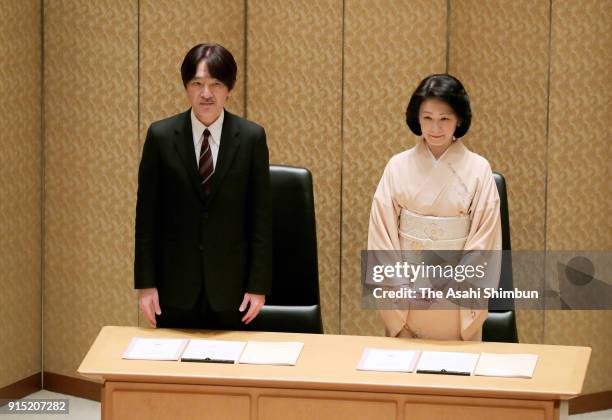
[181,44,237,90]
[405,74,472,138]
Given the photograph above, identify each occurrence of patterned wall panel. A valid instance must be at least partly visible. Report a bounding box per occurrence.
[448,0,550,346]
[138,0,245,328]
[246,0,343,333]
[0,0,41,388]
[44,0,138,378]
[546,1,611,250]
[341,0,447,336]
[544,0,612,394]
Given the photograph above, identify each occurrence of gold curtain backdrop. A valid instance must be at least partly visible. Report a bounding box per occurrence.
[0,0,610,395]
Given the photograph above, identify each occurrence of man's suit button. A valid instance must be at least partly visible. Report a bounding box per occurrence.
[202,212,209,219]
[199,244,204,251]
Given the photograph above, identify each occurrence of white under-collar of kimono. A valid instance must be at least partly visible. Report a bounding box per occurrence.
[419,138,466,164]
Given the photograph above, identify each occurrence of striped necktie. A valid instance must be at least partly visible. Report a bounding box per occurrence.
[198,129,214,194]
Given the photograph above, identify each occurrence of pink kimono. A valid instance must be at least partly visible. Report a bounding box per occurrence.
[368,139,502,340]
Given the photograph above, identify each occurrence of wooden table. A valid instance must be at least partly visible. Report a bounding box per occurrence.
[78,326,590,420]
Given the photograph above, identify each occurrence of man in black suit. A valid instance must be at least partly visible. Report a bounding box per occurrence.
[134,44,272,329]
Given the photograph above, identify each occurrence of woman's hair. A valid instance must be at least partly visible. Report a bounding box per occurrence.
[405,74,471,138]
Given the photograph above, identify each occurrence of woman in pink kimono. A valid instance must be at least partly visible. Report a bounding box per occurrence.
[368,74,502,341]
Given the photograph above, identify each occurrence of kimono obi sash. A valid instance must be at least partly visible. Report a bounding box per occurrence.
[399,209,469,250]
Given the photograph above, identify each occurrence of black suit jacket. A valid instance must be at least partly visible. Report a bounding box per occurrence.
[134,109,272,311]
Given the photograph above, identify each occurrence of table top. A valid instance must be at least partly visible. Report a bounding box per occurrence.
[78,326,590,401]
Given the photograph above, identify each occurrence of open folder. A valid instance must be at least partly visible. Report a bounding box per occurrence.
[416,351,480,376]
[180,339,247,364]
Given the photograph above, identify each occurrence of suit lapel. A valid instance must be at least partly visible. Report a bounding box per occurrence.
[173,110,208,203]
[207,110,241,203]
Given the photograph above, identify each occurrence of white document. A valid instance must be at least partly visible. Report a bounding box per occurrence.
[416,351,480,375]
[122,337,188,361]
[474,353,538,378]
[180,339,246,363]
[357,348,421,373]
[238,341,304,365]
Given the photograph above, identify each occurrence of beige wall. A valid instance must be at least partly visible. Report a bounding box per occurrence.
[3,0,610,395]
[43,0,139,377]
[543,0,612,395]
[0,0,42,389]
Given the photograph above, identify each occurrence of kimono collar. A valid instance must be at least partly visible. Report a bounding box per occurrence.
[418,138,467,164]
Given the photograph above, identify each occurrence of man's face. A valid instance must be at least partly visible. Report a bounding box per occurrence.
[185,60,230,126]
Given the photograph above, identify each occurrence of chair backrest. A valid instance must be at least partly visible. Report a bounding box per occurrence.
[491,172,514,310]
[251,165,323,333]
[267,165,320,306]
[482,172,518,342]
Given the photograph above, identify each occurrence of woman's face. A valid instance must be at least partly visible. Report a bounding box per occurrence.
[418,98,459,151]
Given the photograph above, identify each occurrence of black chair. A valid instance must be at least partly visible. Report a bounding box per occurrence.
[482,172,519,343]
[250,165,324,333]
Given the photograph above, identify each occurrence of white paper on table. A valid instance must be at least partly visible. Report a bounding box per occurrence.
[238,341,304,365]
[416,351,480,375]
[180,339,246,363]
[122,337,188,361]
[474,353,538,378]
[357,348,421,373]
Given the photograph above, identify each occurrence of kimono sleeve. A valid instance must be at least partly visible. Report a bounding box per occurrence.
[368,160,409,337]
[368,161,402,251]
[465,162,502,251]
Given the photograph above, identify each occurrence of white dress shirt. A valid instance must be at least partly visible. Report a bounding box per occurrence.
[191,109,224,167]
